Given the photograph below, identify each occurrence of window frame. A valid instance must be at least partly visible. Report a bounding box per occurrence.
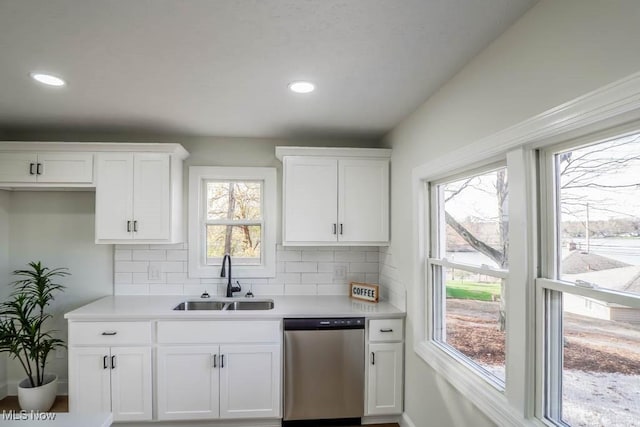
[427,161,510,390]
[537,131,640,425]
[188,166,277,278]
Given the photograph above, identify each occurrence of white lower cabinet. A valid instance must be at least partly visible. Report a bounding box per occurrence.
[366,342,403,415]
[365,318,404,416]
[156,320,282,421]
[68,346,152,421]
[157,346,220,420]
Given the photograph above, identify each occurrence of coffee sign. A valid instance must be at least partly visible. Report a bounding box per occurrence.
[350,282,379,303]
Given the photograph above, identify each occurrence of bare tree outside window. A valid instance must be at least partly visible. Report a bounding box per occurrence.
[206,181,263,265]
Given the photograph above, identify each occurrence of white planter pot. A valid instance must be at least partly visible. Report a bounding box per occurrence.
[17,374,58,411]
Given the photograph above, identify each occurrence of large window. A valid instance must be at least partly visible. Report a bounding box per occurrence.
[540,133,640,426]
[429,165,509,386]
[189,167,276,278]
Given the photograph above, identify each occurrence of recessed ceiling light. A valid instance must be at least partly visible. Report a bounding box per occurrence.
[30,72,66,87]
[288,81,315,94]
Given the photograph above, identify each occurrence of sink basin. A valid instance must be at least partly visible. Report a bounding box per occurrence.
[173,301,227,311]
[173,299,274,311]
[225,300,275,311]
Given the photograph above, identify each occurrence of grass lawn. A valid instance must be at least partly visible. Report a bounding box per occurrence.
[446,280,501,301]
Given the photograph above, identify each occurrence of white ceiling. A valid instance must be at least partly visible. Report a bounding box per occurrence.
[0,0,536,139]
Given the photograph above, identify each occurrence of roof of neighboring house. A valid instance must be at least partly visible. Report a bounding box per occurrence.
[561,250,630,274]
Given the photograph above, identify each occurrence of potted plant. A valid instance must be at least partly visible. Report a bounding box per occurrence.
[0,261,68,411]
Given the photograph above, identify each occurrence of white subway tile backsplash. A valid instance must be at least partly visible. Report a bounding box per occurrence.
[150,261,185,273]
[349,262,379,273]
[132,250,166,261]
[149,284,184,295]
[317,284,350,295]
[277,250,302,262]
[115,261,149,273]
[284,284,317,295]
[301,251,334,262]
[166,250,188,261]
[114,283,149,295]
[300,272,333,284]
[285,262,317,273]
[114,272,132,285]
[115,245,383,297]
[338,251,366,263]
[114,249,132,261]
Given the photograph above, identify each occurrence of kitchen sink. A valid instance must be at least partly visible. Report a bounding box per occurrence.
[173,301,227,311]
[173,299,274,311]
[225,300,275,311]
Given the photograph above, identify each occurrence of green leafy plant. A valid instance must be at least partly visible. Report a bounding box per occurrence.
[0,261,68,387]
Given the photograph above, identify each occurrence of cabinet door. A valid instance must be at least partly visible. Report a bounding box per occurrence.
[95,153,134,241]
[338,159,389,243]
[110,347,152,421]
[68,347,111,414]
[37,153,93,183]
[157,346,220,420]
[132,153,171,240]
[219,344,281,419]
[0,153,37,183]
[283,156,338,243]
[366,342,403,415]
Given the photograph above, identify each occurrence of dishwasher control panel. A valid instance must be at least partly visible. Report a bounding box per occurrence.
[284,317,365,330]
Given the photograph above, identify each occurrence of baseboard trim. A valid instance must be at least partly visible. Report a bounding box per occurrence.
[400,412,416,427]
[6,379,67,396]
[0,382,7,400]
[362,414,402,424]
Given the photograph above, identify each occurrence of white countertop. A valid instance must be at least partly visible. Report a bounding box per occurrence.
[64,295,405,321]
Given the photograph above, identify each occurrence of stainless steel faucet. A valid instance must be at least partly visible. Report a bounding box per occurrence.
[220,254,241,297]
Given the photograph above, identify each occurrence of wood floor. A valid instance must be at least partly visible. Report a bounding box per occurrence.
[0,395,68,412]
[0,396,398,427]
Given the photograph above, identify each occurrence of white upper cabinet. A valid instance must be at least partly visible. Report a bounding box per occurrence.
[95,152,181,243]
[278,147,391,246]
[0,151,93,185]
[283,157,338,243]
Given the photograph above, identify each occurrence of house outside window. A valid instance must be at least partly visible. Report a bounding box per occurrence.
[539,133,640,426]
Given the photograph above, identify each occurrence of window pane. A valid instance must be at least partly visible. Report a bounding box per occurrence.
[443,266,505,383]
[206,181,262,221]
[206,225,261,264]
[561,294,640,426]
[557,136,640,296]
[442,168,508,269]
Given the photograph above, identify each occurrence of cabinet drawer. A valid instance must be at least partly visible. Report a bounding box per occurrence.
[69,321,151,346]
[157,320,281,344]
[369,319,403,342]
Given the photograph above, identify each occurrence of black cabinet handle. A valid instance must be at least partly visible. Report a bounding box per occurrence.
[332,224,337,235]
[380,328,393,333]
[101,331,117,336]
[339,224,344,235]
[221,354,225,368]
[36,163,43,175]
[133,220,138,232]
[29,163,36,175]
[103,355,109,369]
[111,355,116,369]
[371,352,375,365]
[213,354,217,368]
[127,221,132,232]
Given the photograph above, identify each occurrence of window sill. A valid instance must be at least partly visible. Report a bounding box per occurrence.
[414,341,544,427]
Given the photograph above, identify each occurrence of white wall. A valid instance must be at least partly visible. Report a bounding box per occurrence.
[6,192,113,393]
[0,191,10,398]
[384,1,640,426]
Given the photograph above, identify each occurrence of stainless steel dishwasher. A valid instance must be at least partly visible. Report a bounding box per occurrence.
[283,317,365,424]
